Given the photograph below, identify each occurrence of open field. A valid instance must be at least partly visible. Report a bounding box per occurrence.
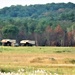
[0,46,75,75]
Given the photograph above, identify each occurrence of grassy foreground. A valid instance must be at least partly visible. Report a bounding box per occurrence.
[0,46,75,75]
[0,46,75,53]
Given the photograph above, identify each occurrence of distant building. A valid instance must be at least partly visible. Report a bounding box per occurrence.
[20,40,36,46]
[1,39,16,46]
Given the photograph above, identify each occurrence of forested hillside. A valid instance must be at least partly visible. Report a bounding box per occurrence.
[0,2,75,46]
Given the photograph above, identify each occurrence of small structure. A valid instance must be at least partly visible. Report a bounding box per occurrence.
[20,40,36,46]
[1,39,16,46]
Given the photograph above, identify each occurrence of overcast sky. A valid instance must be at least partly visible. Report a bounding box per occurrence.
[0,0,75,9]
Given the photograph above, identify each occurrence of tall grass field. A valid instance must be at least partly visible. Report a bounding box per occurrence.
[0,46,75,75]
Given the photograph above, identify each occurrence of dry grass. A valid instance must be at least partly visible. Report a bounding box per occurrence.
[0,53,75,67]
[0,46,75,67]
[0,46,75,74]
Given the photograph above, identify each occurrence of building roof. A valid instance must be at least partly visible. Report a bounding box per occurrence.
[1,39,16,43]
[20,40,35,44]
[1,39,11,43]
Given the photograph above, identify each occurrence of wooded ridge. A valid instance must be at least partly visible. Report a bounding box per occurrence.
[0,2,75,46]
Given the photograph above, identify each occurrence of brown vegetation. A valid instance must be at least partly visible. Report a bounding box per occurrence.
[0,53,75,67]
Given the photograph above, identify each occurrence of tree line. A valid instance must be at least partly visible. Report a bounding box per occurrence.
[1,22,75,46]
[0,2,75,46]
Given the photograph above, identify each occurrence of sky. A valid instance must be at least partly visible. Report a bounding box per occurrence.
[0,0,75,9]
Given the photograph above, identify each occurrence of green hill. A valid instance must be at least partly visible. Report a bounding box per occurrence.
[0,2,75,46]
[0,2,75,20]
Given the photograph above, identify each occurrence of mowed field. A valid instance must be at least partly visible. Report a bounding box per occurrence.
[0,46,75,74]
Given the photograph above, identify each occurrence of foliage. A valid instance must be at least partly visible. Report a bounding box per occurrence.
[2,25,19,39]
[0,3,75,46]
